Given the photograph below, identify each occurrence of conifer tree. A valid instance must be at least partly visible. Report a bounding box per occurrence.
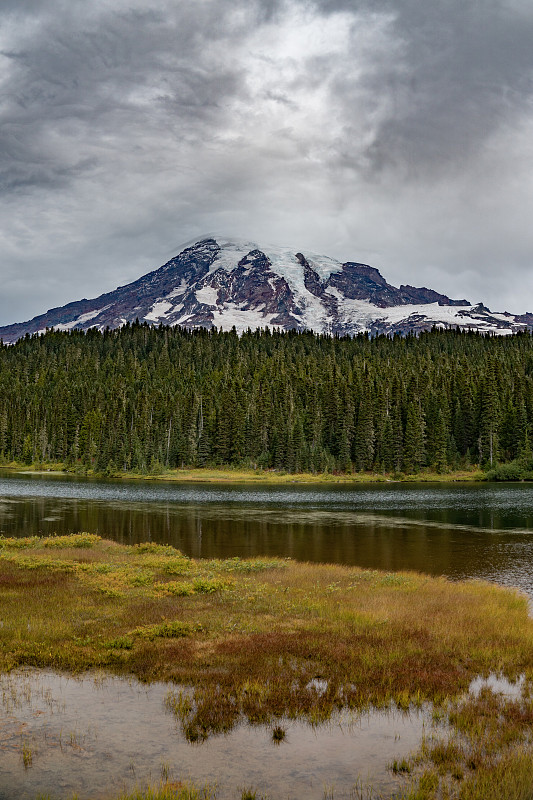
[403,400,426,472]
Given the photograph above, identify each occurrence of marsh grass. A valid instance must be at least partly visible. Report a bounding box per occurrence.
[2,535,533,796]
[36,780,217,799]
[115,786,216,800]
[109,466,483,485]
[458,748,533,799]
[21,738,33,768]
[2,460,485,484]
[396,682,533,799]
[271,724,286,743]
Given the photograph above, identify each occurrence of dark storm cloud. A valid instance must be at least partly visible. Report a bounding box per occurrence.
[301,0,533,177]
[4,0,532,192]
[0,2,247,194]
[364,0,533,176]
[1,0,533,323]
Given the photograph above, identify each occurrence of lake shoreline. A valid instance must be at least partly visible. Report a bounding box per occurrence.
[1,473,532,598]
[0,460,486,484]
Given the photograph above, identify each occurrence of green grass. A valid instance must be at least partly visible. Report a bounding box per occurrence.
[35,786,217,800]
[114,787,216,800]
[2,534,533,798]
[459,749,533,799]
[1,460,485,483]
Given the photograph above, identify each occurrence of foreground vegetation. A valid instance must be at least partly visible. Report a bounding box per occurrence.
[2,325,533,476]
[2,534,533,798]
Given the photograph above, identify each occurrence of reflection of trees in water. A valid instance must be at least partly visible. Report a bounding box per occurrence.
[1,489,533,598]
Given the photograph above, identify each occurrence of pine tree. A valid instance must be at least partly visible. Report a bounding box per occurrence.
[433,410,449,473]
[479,363,500,466]
[403,399,426,472]
[353,392,374,471]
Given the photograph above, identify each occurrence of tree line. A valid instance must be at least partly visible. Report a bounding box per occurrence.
[1,323,532,475]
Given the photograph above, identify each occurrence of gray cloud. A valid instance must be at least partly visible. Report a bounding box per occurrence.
[1,0,533,324]
[361,0,533,176]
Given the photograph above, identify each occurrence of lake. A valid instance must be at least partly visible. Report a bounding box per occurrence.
[1,471,533,597]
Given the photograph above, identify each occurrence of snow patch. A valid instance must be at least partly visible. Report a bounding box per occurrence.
[324,286,344,300]
[334,299,516,335]
[304,252,343,282]
[195,286,219,306]
[211,304,280,334]
[483,311,515,323]
[167,280,189,298]
[207,238,335,333]
[208,239,259,273]
[169,302,184,318]
[144,300,173,322]
[54,306,110,331]
[209,237,343,282]
[255,244,333,332]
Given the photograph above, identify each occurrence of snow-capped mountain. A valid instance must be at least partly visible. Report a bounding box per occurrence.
[1,237,532,343]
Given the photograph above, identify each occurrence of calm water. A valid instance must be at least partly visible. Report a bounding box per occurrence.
[1,470,533,596]
[0,669,430,800]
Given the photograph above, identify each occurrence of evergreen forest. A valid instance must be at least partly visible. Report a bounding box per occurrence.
[1,324,532,476]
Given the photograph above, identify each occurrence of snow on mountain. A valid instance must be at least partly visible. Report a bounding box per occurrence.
[0,236,531,343]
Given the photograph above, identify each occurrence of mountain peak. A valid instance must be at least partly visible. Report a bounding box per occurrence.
[0,237,529,343]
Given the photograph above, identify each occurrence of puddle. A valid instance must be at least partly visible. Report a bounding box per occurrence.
[0,669,434,800]
[469,673,525,699]
[305,677,329,695]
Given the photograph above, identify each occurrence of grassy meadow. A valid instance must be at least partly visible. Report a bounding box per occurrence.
[2,533,533,799]
[1,459,485,483]
[109,466,485,484]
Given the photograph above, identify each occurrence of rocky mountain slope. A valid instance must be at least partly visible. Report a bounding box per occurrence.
[1,237,532,343]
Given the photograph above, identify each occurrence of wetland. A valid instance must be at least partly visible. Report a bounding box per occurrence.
[2,474,533,799]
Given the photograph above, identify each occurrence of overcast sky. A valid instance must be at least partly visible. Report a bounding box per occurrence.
[2,0,533,324]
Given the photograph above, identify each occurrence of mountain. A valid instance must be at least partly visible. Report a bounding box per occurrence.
[1,237,532,343]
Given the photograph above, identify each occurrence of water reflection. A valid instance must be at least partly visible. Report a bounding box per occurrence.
[1,472,533,597]
[0,668,429,800]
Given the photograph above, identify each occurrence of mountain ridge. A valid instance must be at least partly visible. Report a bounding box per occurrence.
[1,237,531,342]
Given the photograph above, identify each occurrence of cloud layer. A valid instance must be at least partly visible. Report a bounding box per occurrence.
[2,0,533,323]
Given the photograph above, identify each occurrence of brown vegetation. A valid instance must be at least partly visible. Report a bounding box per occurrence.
[2,534,533,798]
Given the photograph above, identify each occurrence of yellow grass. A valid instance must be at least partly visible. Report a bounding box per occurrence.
[1,460,485,483]
[2,534,533,799]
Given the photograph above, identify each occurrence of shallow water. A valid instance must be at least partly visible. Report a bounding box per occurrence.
[0,669,431,800]
[1,472,533,597]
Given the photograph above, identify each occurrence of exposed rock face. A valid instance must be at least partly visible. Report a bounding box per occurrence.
[0,237,530,343]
